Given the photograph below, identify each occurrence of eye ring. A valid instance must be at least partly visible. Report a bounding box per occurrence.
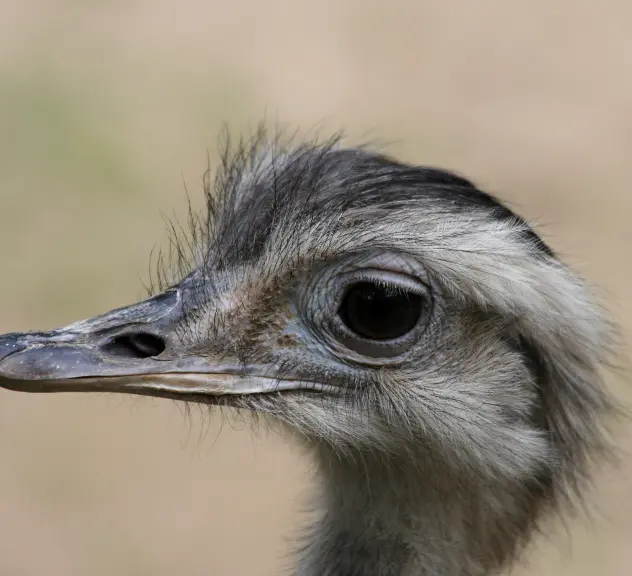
[323,268,433,361]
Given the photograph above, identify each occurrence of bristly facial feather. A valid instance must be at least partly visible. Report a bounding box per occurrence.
[150,128,620,575]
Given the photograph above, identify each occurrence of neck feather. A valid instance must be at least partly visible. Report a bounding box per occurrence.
[295,446,546,576]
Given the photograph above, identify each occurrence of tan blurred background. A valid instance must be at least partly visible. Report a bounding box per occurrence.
[0,1,631,575]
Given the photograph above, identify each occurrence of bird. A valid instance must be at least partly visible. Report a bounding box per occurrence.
[0,130,619,576]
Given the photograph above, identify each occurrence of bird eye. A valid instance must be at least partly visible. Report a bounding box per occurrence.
[338,282,423,341]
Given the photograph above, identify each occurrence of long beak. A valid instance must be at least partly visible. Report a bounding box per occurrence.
[0,283,320,402]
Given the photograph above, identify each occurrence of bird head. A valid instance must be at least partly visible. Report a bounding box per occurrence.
[0,134,617,517]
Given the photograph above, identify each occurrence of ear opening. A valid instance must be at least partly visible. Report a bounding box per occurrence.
[512,321,621,514]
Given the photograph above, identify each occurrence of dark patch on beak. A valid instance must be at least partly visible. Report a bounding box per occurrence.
[0,285,327,402]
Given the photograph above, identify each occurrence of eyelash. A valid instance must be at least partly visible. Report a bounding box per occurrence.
[339,269,428,299]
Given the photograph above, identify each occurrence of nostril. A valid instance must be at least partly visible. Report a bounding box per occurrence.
[101,332,166,359]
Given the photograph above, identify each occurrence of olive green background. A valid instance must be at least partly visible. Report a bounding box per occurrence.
[0,1,631,574]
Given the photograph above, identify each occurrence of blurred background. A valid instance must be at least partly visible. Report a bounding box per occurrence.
[0,1,631,574]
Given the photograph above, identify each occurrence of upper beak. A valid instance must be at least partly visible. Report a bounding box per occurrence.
[0,284,317,402]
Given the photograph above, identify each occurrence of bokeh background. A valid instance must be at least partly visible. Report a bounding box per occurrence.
[1,1,631,575]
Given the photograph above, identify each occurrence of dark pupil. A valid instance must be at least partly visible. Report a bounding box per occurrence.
[339,282,423,340]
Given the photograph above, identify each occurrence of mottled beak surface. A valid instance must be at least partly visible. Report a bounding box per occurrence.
[0,283,313,402]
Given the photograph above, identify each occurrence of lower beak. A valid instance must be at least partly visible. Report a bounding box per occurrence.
[0,286,314,402]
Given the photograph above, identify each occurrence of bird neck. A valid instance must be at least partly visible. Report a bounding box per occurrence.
[296,446,534,576]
